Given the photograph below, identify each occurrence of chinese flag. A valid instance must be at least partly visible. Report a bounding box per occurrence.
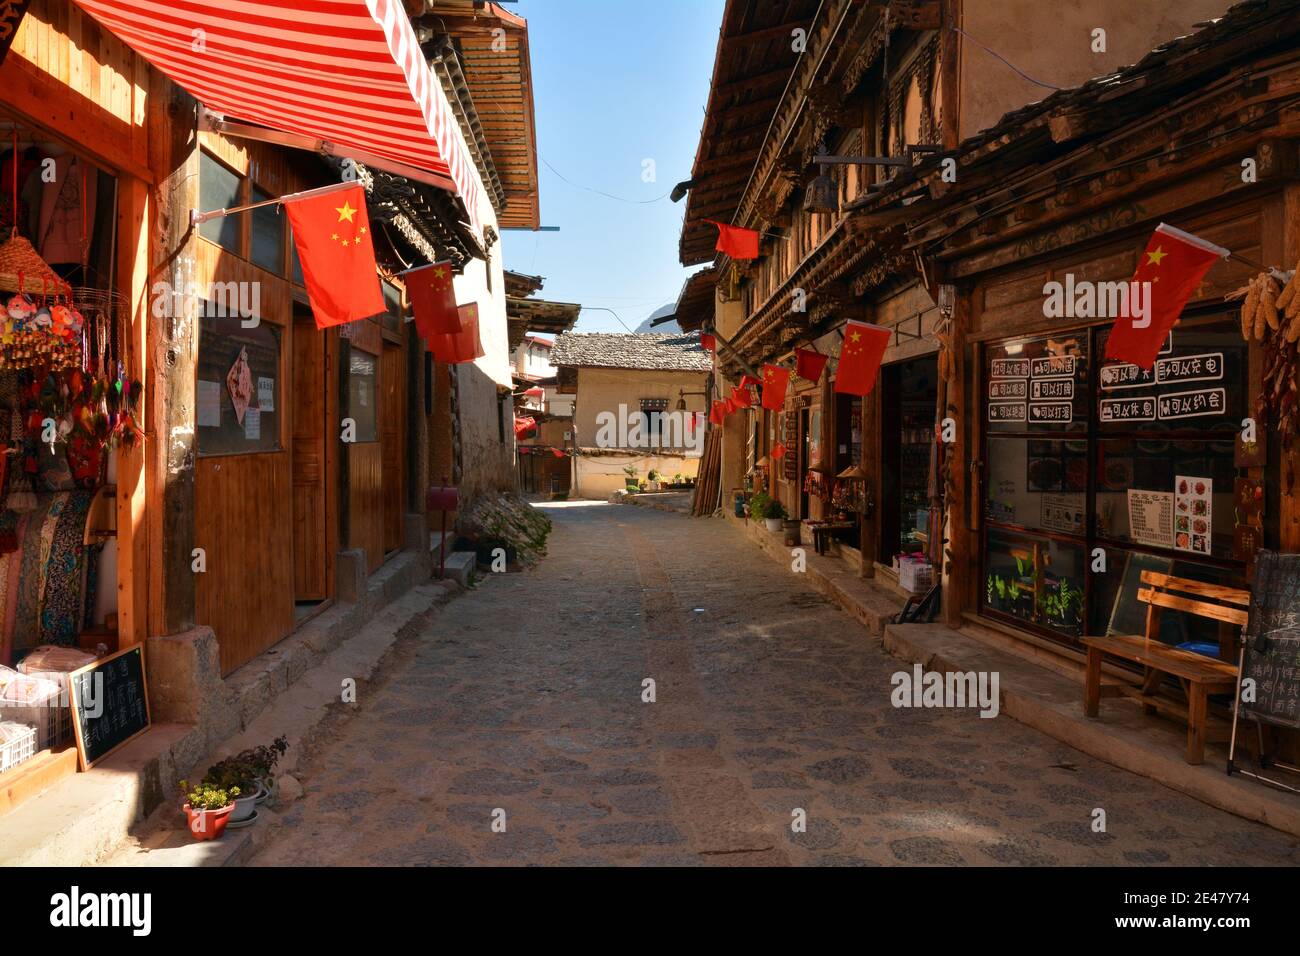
[739,373,761,388]
[796,348,829,382]
[700,332,716,352]
[429,302,485,363]
[704,220,760,260]
[1104,223,1228,370]
[770,441,787,460]
[408,261,461,337]
[760,363,790,410]
[834,321,891,396]
[731,384,752,408]
[709,400,727,426]
[284,184,386,329]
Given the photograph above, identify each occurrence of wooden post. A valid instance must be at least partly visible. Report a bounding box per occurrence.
[146,81,201,636]
[943,289,971,627]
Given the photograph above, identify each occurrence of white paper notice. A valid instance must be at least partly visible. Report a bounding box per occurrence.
[197,380,221,427]
[258,376,275,412]
[1174,476,1212,555]
[1127,489,1174,549]
[244,407,261,441]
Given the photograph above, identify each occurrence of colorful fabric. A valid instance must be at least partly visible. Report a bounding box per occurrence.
[39,491,92,646]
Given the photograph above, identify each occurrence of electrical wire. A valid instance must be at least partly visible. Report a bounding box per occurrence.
[949,25,1065,92]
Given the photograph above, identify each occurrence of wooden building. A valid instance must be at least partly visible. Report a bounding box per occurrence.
[678,0,1300,767]
[0,0,540,820]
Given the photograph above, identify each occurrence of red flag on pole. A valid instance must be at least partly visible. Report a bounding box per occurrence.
[739,373,761,388]
[704,220,760,260]
[795,348,829,382]
[407,261,461,337]
[1104,223,1229,370]
[834,321,891,396]
[731,384,752,408]
[283,183,386,329]
[709,400,727,425]
[770,441,787,459]
[760,363,790,410]
[700,332,716,352]
[428,302,485,363]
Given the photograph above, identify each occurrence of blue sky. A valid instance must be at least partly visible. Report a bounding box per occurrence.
[498,0,724,333]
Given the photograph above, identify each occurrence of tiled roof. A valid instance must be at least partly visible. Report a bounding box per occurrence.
[550,332,713,372]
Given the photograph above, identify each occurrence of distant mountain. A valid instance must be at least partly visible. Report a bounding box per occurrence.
[635,302,679,333]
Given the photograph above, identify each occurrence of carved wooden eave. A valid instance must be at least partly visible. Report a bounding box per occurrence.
[732,220,907,363]
[734,0,883,233]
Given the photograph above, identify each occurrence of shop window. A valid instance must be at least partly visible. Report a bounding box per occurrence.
[985,529,1086,638]
[640,398,668,448]
[196,312,282,456]
[250,185,284,275]
[290,227,304,286]
[980,316,1249,647]
[347,348,379,443]
[199,150,242,254]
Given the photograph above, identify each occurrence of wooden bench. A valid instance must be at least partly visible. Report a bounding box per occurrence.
[1082,571,1249,765]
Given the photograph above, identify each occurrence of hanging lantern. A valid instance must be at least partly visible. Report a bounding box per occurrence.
[803,170,839,214]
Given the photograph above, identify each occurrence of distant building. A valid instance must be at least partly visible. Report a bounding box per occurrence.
[550,333,712,498]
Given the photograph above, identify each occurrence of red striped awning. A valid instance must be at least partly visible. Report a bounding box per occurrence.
[74,0,482,235]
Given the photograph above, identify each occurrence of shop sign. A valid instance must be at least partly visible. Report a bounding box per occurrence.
[1100,396,1156,422]
[1030,379,1074,400]
[988,401,1026,423]
[1158,387,1225,420]
[989,380,1027,399]
[1028,402,1072,423]
[1154,352,1223,385]
[990,358,1030,379]
[1031,356,1075,378]
[1127,489,1174,549]
[1040,493,1085,534]
[1099,362,1155,390]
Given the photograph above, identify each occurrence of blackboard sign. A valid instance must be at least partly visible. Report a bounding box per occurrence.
[1106,552,1174,638]
[1241,551,1300,729]
[69,644,151,770]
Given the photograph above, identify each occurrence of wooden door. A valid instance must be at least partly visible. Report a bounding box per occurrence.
[291,304,330,601]
[380,342,406,555]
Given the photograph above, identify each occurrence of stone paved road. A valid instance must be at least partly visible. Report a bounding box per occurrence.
[249,502,1300,866]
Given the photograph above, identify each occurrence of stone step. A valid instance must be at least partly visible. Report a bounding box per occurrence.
[433,549,477,587]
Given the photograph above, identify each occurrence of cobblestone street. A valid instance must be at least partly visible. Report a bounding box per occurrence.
[249,503,1300,866]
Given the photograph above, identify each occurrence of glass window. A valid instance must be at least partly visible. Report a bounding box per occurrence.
[196,312,281,456]
[984,529,1086,639]
[381,280,403,336]
[981,316,1248,647]
[250,186,284,274]
[199,150,242,253]
[290,228,304,286]
[348,348,378,443]
[985,333,1089,433]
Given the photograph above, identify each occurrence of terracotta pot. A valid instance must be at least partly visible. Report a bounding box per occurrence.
[183,802,235,841]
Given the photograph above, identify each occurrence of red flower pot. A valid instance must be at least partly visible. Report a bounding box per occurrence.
[183,802,235,841]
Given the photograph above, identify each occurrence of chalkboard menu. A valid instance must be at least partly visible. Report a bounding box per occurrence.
[1241,551,1300,729]
[69,644,151,770]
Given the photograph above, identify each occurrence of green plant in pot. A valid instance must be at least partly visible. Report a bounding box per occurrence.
[180,779,240,841]
[1041,577,1083,633]
[623,464,639,491]
[749,492,787,531]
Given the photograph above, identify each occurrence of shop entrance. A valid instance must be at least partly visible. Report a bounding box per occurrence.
[380,341,406,556]
[878,355,938,566]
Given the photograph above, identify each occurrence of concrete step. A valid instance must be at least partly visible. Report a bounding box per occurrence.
[434,549,477,587]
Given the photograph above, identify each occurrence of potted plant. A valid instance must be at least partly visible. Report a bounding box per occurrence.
[623,465,639,491]
[180,779,239,841]
[203,755,264,823]
[245,736,289,801]
[647,469,660,491]
[1042,577,1083,632]
[750,492,787,532]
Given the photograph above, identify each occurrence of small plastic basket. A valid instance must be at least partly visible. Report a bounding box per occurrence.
[0,721,37,773]
[899,558,935,594]
[0,667,63,751]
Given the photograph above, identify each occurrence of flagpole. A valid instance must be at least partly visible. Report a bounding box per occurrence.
[190,180,359,226]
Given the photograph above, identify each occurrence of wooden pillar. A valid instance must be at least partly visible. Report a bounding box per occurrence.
[943,289,972,627]
[146,82,200,637]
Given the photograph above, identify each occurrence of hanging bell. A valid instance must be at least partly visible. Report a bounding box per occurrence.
[803,171,839,214]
